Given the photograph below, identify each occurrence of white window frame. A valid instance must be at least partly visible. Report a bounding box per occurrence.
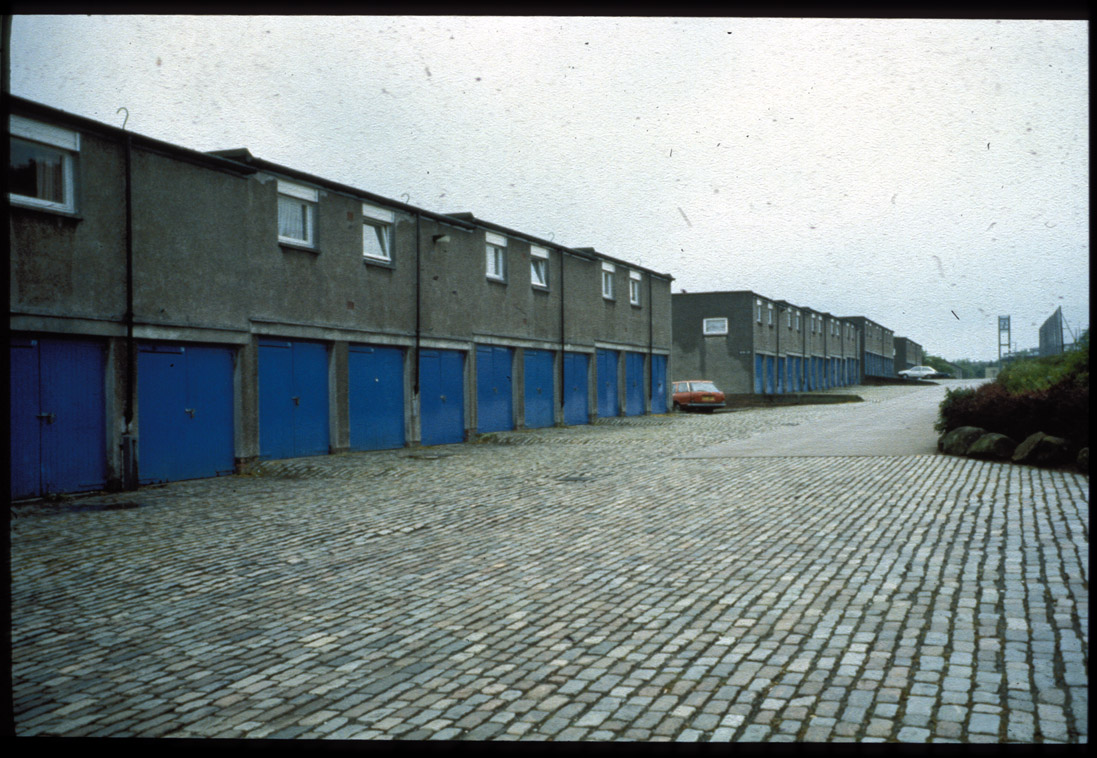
[9,115,79,214]
[795,311,801,330]
[362,202,394,262]
[786,310,792,328]
[530,245,549,288]
[767,303,774,325]
[703,317,728,336]
[602,262,616,300]
[629,270,642,306]
[756,300,763,323]
[277,179,318,247]
[486,231,507,281]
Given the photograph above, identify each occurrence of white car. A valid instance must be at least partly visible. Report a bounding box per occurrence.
[898,365,938,380]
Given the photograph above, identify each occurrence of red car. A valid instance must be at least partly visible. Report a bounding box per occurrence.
[672,380,726,413]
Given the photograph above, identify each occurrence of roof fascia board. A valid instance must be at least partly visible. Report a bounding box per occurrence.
[8,96,258,177]
[210,152,478,230]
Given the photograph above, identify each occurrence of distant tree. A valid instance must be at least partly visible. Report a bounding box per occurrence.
[922,354,958,377]
[952,358,997,379]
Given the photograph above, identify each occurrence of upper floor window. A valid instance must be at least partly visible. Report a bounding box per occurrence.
[794,311,801,330]
[530,245,549,288]
[767,303,774,325]
[486,231,507,281]
[277,179,317,247]
[756,299,763,323]
[629,270,642,306]
[8,115,79,214]
[785,310,792,328]
[703,317,728,336]
[602,262,615,300]
[362,202,394,262]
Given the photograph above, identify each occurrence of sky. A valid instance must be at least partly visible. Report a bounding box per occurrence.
[9,15,1089,362]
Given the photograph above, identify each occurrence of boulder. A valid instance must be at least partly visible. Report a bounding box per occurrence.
[1077,447,1089,474]
[967,433,1018,461]
[938,426,987,456]
[1012,432,1071,466]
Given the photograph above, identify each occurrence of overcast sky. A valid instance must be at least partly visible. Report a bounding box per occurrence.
[10,15,1089,362]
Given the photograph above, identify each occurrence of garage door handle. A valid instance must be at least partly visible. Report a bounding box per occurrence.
[36,412,55,424]
[185,408,196,418]
[292,396,300,406]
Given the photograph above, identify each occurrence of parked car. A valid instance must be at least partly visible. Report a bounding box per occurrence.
[898,365,938,380]
[672,380,726,413]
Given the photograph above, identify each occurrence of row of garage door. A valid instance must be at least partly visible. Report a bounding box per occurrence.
[11,336,668,498]
[753,354,861,394]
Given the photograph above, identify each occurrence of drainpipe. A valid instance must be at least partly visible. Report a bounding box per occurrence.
[775,307,780,396]
[559,250,565,421]
[414,212,421,398]
[121,128,137,490]
[647,274,653,410]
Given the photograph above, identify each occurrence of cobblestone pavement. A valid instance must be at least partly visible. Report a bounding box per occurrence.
[10,383,1088,742]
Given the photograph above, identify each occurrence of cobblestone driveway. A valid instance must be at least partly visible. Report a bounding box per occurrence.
[10,384,1088,742]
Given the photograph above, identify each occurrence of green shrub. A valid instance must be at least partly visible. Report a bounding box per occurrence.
[935,386,975,433]
[998,328,1089,393]
[937,333,1089,449]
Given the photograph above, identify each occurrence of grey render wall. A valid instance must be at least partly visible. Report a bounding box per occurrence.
[10,126,128,325]
[671,291,755,393]
[842,316,896,378]
[894,337,924,371]
[803,307,826,360]
[774,300,806,362]
[673,291,872,396]
[10,111,261,487]
[839,319,859,360]
[9,97,672,494]
[772,300,811,391]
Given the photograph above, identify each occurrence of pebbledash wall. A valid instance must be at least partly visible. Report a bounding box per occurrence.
[671,291,916,395]
[8,97,672,498]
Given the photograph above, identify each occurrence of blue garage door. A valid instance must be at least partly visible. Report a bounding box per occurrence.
[791,356,802,392]
[625,352,645,416]
[596,349,619,418]
[650,354,668,413]
[476,345,514,433]
[524,349,555,429]
[138,343,235,484]
[765,355,775,394]
[563,352,589,426]
[754,354,765,394]
[349,345,405,451]
[259,339,330,460]
[10,336,107,498]
[420,348,465,445]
